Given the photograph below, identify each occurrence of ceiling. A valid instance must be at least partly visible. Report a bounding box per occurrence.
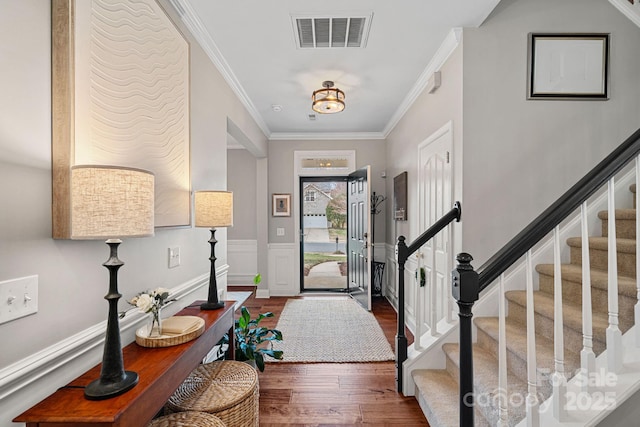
[171,0,501,140]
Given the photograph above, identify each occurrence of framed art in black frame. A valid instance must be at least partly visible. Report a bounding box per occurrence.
[393,172,407,221]
[527,33,609,100]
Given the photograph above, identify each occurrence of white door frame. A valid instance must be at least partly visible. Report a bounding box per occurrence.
[293,151,356,294]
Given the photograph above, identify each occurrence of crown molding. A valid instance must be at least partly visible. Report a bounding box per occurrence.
[168,0,271,138]
[170,0,465,142]
[382,28,462,137]
[269,131,386,141]
[608,0,640,27]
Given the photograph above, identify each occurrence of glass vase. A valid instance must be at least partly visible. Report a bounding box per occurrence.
[148,308,162,338]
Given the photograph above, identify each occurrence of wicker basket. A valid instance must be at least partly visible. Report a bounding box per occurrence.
[166,361,259,427]
[147,411,226,427]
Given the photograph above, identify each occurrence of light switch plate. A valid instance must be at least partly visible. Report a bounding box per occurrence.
[168,247,180,268]
[0,275,38,324]
[277,228,285,236]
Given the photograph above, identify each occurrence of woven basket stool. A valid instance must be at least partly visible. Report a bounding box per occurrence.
[147,411,226,427]
[166,361,259,427]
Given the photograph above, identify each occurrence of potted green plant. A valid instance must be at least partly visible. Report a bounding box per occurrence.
[222,274,283,371]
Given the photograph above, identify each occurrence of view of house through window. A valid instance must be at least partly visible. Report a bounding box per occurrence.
[300,177,347,291]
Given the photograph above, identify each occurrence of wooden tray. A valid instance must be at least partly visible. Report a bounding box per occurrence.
[135,316,205,348]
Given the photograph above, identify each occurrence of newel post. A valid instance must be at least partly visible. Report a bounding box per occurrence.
[452,253,479,427]
[395,235,409,393]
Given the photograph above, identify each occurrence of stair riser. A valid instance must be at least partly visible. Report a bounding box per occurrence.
[475,327,552,395]
[601,218,636,240]
[506,302,606,355]
[569,246,636,278]
[443,352,503,425]
[537,274,636,332]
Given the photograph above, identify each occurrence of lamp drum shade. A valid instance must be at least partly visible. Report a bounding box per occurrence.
[70,165,155,239]
[195,191,233,228]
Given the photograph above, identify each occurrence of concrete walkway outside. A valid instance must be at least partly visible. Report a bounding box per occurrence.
[304,261,346,289]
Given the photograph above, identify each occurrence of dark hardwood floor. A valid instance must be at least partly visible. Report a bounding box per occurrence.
[230,287,429,426]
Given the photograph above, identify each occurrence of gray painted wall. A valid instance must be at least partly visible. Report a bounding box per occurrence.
[0,1,267,424]
[462,0,640,266]
[227,149,258,240]
[268,139,387,245]
[385,42,464,248]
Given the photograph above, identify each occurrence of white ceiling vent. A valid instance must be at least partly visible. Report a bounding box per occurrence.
[292,14,372,48]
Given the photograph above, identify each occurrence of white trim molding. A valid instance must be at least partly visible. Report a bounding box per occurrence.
[268,243,297,296]
[609,0,640,28]
[167,0,270,137]
[0,266,228,421]
[383,28,462,137]
[270,131,385,141]
[227,239,258,284]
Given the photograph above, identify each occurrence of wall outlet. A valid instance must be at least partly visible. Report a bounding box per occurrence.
[0,275,38,325]
[168,247,180,268]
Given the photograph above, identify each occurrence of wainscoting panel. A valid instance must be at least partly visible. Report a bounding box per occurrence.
[228,239,258,285]
[385,243,398,308]
[0,267,228,427]
[268,243,297,296]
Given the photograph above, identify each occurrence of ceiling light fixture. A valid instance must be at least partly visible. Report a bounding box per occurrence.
[312,81,345,114]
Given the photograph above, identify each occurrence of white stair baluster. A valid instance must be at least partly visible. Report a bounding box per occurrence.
[430,248,438,336]
[447,225,454,323]
[635,157,640,347]
[607,178,623,373]
[526,250,540,427]
[580,202,596,391]
[552,226,567,421]
[415,255,423,350]
[497,273,509,427]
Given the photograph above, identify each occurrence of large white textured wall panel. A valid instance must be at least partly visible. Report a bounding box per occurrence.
[74,0,190,227]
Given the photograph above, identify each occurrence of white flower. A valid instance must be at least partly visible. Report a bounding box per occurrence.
[153,287,170,297]
[135,293,154,313]
[129,287,171,315]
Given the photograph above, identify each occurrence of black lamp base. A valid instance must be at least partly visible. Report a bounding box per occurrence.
[201,228,225,311]
[84,371,139,400]
[201,301,225,310]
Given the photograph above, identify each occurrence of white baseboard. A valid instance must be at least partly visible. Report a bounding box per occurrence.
[255,288,270,299]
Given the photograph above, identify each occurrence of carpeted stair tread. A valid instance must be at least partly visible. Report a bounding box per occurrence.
[443,343,528,425]
[535,263,637,297]
[598,208,637,220]
[566,236,636,253]
[413,369,491,427]
[597,209,636,239]
[504,290,609,342]
[474,317,581,383]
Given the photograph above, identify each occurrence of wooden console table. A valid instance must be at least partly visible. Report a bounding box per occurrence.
[14,301,235,427]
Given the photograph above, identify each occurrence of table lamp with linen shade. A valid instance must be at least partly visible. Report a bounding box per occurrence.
[194,191,233,310]
[70,165,155,400]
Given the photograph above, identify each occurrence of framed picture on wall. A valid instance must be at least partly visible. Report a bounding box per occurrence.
[527,33,609,100]
[393,172,407,221]
[272,193,291,217]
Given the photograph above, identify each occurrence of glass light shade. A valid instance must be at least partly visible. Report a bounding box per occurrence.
[312,84,345,114]
[70,165,155,239]
[195,191,233,228]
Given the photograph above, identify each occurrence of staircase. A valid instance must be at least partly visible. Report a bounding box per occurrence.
[411,185,638,426]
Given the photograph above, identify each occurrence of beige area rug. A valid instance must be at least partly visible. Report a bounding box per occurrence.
[268,298,395,363]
